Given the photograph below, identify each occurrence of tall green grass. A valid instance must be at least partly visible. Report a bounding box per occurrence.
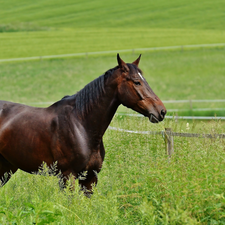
[0,118,225,224]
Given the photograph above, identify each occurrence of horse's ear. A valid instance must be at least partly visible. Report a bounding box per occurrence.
[117,54,129,72]
[132,54,142,67]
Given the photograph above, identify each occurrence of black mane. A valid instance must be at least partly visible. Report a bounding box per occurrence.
[74,67,116,118]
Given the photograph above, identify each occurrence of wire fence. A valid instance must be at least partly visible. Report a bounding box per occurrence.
[117,113,225,120]
[109,126,225,156]
[112,101,225,154]
[0,42,225,63]
[109,126,225,139]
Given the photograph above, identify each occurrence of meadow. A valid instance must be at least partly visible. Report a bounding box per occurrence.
[1,0,225,224]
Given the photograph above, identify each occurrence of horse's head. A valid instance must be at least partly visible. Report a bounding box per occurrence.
[116,54,166,123]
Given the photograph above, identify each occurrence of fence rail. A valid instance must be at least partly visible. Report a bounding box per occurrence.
[0,43,225,63]
[109,126,225,139]
[109,126,225,156]
[117,113,225,120]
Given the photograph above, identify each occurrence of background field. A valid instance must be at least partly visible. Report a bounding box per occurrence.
[0,0,225,224]
[0,0,225,59]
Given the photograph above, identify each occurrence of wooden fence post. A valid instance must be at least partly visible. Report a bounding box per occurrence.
[165,128,174,157]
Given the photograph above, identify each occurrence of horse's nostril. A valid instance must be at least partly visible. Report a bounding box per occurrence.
[161,109,166,118]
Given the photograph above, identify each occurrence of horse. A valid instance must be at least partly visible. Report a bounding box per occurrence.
[0,54,166,195]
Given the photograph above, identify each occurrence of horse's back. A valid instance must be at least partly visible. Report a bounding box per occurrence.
[0,100,41,126]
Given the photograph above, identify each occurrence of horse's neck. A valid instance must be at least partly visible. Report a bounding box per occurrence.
[86,91,119,138]
[79,74,120,139]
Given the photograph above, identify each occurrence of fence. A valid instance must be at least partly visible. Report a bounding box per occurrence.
[109,126,225,157]
[0,43,225,63]
[112,101,225,155]
[117,112,225,120]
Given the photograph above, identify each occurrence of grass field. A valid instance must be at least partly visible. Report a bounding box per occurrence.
[0,50,225,224]
[1,0,225,224]
[1,0,225,29]
[1,28,225,59]
[0,0,225,59]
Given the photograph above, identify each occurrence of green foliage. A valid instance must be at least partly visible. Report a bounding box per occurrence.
[0,202,62,225]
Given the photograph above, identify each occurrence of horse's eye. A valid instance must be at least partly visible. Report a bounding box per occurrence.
[134,81,141,86]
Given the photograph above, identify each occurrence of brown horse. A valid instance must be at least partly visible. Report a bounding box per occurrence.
[0,54,166,195]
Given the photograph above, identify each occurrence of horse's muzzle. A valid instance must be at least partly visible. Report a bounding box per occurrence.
[149,109,167,123]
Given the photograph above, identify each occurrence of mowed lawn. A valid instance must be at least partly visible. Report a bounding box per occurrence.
[1,28,225,59]
[1,0,225,29]
[0,0,225,59]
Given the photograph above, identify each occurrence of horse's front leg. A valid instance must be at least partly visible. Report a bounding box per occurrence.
[78,170,98,197]
[78,141,105,197]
